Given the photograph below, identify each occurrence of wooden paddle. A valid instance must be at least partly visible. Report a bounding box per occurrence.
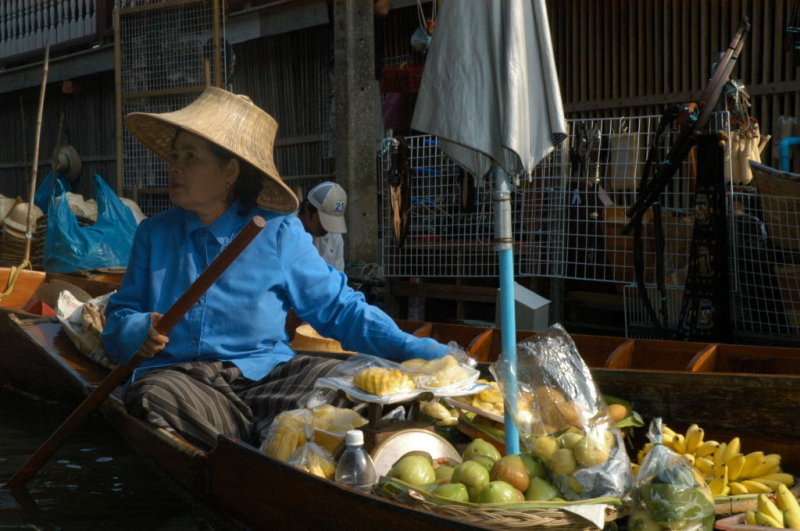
[4,215,266,489]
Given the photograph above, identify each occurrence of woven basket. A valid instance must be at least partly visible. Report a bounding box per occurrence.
[751,161,800,252]
[377,477,617,531]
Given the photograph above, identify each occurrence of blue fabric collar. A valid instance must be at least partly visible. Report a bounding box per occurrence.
[182,201,250,243]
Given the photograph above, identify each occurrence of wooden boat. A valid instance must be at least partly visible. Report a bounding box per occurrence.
[2,275,800,527]
[0,267,118,397]
[393,320,800,472]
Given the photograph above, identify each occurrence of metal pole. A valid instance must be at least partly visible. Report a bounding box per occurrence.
[493,165,519,455]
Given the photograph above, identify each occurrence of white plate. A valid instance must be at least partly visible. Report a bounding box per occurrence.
[371,428,461,477]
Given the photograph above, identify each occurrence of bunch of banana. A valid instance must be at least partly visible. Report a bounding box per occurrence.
[637,423,794,496]
[744,485,800,529]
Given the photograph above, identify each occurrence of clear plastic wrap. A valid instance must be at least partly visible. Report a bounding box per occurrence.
[57,290,116,369]
[287,423,337,480]
[314,353,484,404]
[260,405,370,458]
[630,419,715,531]
[492,324,631,500]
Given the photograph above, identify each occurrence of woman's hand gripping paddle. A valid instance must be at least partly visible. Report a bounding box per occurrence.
[3,216,266,490]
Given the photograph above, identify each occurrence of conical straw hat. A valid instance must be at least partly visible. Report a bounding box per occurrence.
[4,202,43,235]
[124,87,298,213]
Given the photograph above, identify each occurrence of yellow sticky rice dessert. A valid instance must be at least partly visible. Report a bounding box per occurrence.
[401,354,468,387]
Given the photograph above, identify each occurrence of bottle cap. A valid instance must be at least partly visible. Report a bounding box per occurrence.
[345,429,364,446]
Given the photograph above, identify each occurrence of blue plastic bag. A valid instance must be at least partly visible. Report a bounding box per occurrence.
[34,171,71,214]
[44,175,138,273]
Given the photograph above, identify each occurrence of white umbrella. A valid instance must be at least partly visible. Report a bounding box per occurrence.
[411,0,567,454]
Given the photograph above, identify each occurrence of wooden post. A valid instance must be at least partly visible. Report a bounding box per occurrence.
[333,0,382,264]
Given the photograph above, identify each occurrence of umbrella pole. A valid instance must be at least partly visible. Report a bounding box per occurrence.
[492,165,519,455]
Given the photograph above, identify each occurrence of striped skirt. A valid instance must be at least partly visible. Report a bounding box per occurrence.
[124,355,343,450]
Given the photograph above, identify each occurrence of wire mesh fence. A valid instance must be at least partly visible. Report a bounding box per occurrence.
[380,135,525,277]
[729,162,800,341]
[519,113,732,286]
[117,0,227,216]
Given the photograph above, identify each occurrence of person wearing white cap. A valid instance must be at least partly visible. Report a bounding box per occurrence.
[298,181,347,272]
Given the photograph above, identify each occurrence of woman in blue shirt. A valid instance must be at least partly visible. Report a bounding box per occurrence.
[103,88,448,450]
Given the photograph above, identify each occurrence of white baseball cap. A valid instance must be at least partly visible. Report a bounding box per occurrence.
[307,181,347,234]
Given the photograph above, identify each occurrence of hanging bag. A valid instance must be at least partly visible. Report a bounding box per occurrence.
[44,175,137,273]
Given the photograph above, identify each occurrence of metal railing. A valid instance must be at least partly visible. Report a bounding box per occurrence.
[0,0,105,61]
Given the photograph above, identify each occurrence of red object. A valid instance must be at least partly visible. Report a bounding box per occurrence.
[380,65,424,94]
[24,300,56,317]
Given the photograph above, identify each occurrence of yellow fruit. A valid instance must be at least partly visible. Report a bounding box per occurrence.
[742,480,773,494]
[551,448,578,475]
[756,511,785,529]
[573,435,610,468]
[695,457,714,476]
[724,437,741,463]
[709,464,729,496]
[695,440,720,458]
[760,493,786,526]
[776,483,800,513]
[750,454,782,478]
[607,403,628,423]
[728,454,746,481]
[353,367,415,396]
[531,435,559,461]
[729,482,748,495]
[745,511,757,525]
[685,424,704,454]
[740,451,765,479]
[755,473,796,488]
[662,424,677,440]
[682,453,695,466]
[714,442,728,467]
[671,433,687,454]
[786,510,800,531]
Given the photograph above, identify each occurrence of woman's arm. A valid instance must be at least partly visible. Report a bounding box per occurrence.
[102,220,157,363]
[278,217,446,360]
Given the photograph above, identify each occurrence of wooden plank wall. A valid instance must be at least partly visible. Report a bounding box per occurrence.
[230,24,334,196]
[546,0,798,162]
[0,71,117,201]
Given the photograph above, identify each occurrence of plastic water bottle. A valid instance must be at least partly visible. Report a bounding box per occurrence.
[335,429,377,491]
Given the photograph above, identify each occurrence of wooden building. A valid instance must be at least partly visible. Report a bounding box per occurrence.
[0,0,796,339]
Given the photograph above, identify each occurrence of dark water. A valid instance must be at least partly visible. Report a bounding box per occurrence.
[0,388,233,530]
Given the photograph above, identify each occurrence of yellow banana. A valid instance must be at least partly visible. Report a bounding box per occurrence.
[709,464,729,496]
[695,457,714,476]
[786,510,800,531]
[742,480,773,494]
[685,424,704,454]
[759,493,786,526]
[723,437,741,463]
[729,481,748,495]
[776,484,800,514]
[750,454,782,478]
[682,453,696,466]
[714,442,728,467]
[756,511,785,529]
[759,479,789,492]
[740,451,765,479]
[745,511,757,526]
[671,434,687,454]
[755,473,796,488]
[728,454,746,481]
[662,424,677,441]
[708,478,729,497]
[695,440,720,458]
